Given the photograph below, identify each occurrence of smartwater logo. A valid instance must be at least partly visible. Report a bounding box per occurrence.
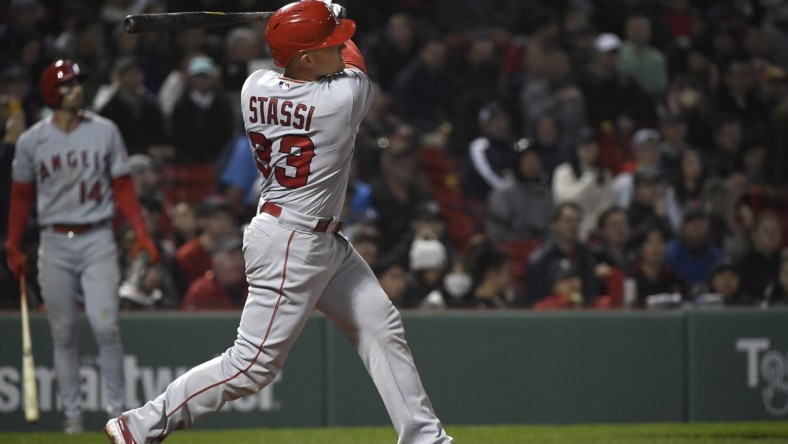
[0,355,282,414]
[736,338,788,416]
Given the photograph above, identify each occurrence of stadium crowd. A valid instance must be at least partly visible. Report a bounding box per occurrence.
[2,0,788,311]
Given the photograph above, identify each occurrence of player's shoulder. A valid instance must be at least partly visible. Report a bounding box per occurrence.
[81,110,118,129]
[16,116,51,147]
[242,69,279,93]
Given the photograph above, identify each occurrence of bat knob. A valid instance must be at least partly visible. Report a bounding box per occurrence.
[124,15,136,33]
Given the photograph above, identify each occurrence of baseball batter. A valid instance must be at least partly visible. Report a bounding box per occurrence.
[5,60,159,433]
[105,1,452,443]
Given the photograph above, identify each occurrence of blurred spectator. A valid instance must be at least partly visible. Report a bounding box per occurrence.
[463,241,512,309]
[486,141,552,242]
[386,200,451,270]
[370,141,432,253]
[735,211,784,300]
[552,127,614,241]
[97,56,171,157]
[529,114,563,175]
[0,0,45,69]
[702,177,750,257]
[354,82,410,182]
[628,224,687,308]
[665,148,706,232]
[1,96,27,242]
[706,116,743,177]
[372,257,407,305]
[175,198,237,289]
[170,55,234,165]
[522,202,599,306]
[612,128,662,208]
[221,26,264,130]
[626,166,673,237]
[762,250,788,307]
[461,101,517,202]
[218,133,259,220]
[182,236,247,310]
[349,228,380,266]
[118,198,179,311]
[366,13,421,93]
[532,259,584,310]
[619,13,669,98]
[591,206,631,273]
[171,201,199,248]
[342,157,376,228]
[450,33,504,151]
[658,112,691,176]
[665,205,723,291]
[739,140,770,186]
[579,32,657,139]
[390,38,453,133]
[707,57,770,145]
[693,262,755,307]
[403,238,449,309]
[520,48,587,157]
[62,14,110,105]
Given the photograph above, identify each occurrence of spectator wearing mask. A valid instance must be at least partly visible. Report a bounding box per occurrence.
[403,238,449,309]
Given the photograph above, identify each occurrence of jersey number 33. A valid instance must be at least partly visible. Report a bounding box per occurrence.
[248,130,314,189]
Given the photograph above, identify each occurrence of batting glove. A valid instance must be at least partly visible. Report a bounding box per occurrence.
[5,245,28,282]
[131,233,160,265]
[316,0,346,18]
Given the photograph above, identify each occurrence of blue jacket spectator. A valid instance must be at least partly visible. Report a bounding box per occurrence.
[665,206,722,290]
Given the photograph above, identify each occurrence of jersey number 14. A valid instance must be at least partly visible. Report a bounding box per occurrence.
[80,179,102,204]
[248,130,315,189]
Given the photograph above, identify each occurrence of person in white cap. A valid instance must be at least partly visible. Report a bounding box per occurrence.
[578,32,657,138]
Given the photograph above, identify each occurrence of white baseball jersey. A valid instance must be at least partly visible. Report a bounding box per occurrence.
[12,111,130,225]
[240,68,373,217]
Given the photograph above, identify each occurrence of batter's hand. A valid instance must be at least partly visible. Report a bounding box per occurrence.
[131,233,160,265]
[5,245,28,282]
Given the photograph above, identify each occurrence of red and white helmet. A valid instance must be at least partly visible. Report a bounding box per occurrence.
[39,59,83,107]
[265,0,356,68]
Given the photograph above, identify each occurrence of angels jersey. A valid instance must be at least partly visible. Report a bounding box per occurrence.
[240,67,373,217]
[12,112,130,226]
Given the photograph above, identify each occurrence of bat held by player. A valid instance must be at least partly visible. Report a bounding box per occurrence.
[20,274,39,423]
[124,11,274,34]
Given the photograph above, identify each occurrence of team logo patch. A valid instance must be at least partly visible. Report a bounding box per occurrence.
[278,80,291,91]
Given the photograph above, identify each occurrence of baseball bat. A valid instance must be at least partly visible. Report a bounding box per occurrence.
[20,275,39,423]
[124,11,274,33]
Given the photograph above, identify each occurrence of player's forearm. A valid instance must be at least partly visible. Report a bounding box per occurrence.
[343,40,367,74]
[111,175,148,236]
[6,180,35,249]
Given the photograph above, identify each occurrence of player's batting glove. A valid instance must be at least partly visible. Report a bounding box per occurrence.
[131,234,160,265]
[316,0,346,18]
[5,245,28,282]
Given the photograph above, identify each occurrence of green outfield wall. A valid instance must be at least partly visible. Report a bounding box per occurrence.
[0,309,785,431]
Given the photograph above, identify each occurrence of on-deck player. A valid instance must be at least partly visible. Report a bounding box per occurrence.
[5,59,160,433]
[105,1,452,443]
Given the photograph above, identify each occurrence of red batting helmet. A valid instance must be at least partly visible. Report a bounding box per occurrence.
[40,59,83,107]
[265,0,356,68]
